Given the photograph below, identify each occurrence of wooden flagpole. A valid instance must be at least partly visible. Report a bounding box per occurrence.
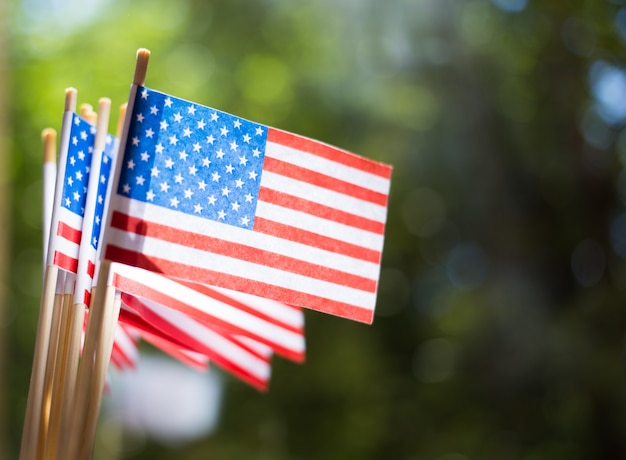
[19,88,77,460]
[67,49,149,460]
[41,128,56,272]
[69,48,150,460]
[35,128,59,460]
[66,260,116,460]
[37,104,97,459]
[54,97,111,460]
[78,282,122,459]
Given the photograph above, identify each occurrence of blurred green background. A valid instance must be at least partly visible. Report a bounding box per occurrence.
[3,0,626,458]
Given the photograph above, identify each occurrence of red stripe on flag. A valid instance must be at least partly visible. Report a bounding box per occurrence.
[109,247,374,324]
[263,156,388,207]
[109,346,126,370]
[119,302,195,351]
[57,221,82,244]
[111,341,136,370]
[267,128,393,179]
[137,328,209,371]
[87,260,96,278]
[115,273,306,362]
[53,251,78,273]
[83,288,91,307]
[129,294,272,362]
[258,186,386,235]
[110,212,377,293]
[175,279,303,335]
[253,217,381,264]
[130,295,269,391]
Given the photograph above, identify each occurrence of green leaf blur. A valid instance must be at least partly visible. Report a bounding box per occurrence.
[4,0,626,458]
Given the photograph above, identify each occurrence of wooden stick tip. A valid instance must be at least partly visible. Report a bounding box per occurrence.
[133,48,151,86]
[79,103,93,119]
[116,103,128,139]
[98,97,112,110]
[97,98,112,126]
[41,127,56,140]
[85,112,97,125]
[42,128,57,163]
[137,48,151,60]
[64,87,78,112]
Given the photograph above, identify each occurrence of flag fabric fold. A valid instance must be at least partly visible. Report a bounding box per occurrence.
[112,262,305,363]
[120,290,272,390]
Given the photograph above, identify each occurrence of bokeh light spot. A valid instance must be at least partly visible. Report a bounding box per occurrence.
[446,242,489,289]
[589,60,626,125]
[380,83,440,131]
[164,45,214,95]
[491,0,528,13]
[237,54,293,109]
[580,107,614,149]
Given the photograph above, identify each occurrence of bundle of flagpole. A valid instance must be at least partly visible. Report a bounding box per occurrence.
[19,47,391,459]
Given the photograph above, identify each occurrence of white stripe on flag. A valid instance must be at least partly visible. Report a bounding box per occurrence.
[109,263,306,360]
[265,141,391,195]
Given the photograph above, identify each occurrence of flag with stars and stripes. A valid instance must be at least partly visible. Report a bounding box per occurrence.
[48,113,95,273]
[103,85,392,324]
[74,132,117,305]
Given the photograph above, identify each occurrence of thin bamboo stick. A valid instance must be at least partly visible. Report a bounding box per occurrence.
[40,102,96,460]
[67,48,150,459]
[41,129,56,271]
[69,49,149,459]
[37,129,58,460]
[40,293,72,460]
[41,102,98,459]
[66,261,113,460]
[56,97,111,459]
[77,287,121,460]
[19,88,77,460]
[20,265,61,460]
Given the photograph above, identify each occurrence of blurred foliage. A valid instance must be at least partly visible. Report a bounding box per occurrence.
[5,0,626,458]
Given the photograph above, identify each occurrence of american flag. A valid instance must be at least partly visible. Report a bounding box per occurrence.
[49,113,95,273]
[103,86,392,324]
[111,262,305,362]
[74,133,116,305]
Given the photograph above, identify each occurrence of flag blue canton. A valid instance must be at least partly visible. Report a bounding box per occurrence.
[62,114,95,217]
[91,134,115,250]
[118,86,268,229]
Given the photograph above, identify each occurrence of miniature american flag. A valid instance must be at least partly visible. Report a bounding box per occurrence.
[49,113,95,273]
[103,86,392,324]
